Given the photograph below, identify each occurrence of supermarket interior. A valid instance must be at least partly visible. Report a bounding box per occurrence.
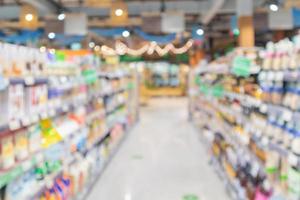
[1,0,300,200]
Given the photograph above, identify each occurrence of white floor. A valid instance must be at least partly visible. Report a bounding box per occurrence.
[86,98,229,200]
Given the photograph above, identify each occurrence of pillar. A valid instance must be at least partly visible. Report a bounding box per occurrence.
[236,0,254,47]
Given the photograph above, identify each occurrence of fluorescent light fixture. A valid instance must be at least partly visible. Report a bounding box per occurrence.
[122,30,130,38]
[48,32,56,39]
[115,8,124,16]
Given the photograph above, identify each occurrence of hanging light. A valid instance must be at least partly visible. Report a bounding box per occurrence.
[25,13,33,22]
[58,13,65,21]
[48,32,56,39]
[269,3,279,11]
[89,42,95,48]
[115,8,124,16]
[122,30,130,38]
[196,28,204,36]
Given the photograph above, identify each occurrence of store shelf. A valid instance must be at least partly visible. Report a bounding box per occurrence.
[106,102,126,116]
[0,152,44,189]
[74,126,132,200]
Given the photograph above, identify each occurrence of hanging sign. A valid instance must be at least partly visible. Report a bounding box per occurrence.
[161,11,185,33]
[269,9,293,30]
[292,8,300,27]
[64,13,87,35]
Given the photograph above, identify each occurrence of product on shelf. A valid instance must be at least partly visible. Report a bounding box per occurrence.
[190,42,300,200]
[0,43,139,200]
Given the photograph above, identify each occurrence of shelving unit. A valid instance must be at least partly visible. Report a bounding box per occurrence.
[0,45,139,200]
[190,44,300,200]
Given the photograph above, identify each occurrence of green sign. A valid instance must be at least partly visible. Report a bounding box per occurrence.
[82,69,97,84]
[55,51,66,62]
[127,82,135,90]
[120,55,143,62]
[232,56,251,77]
[183,194,199,200]
[199,84,209,95]
[195,76,201,86]
[212,85,224,97]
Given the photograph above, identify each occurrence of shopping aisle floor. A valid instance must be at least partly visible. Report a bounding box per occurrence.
[86,98,229,200]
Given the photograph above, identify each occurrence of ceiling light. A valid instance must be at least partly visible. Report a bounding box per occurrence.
[25,13,33,22]
[89,42,95,48]
[58,13,65,21]
[48,32,56,39]
[122,30,130,38]
[269,4,279,12]
[196,28,204,36]
[115,8,124,17]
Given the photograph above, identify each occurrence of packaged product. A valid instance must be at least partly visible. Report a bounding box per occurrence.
[0,131,15,169]
[14,129,29,161]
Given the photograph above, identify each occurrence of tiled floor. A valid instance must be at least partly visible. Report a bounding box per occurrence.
[86,97,229,200]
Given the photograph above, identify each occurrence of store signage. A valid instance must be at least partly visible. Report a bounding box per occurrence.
[64,13,87,35]
[141,14,162,34]
[232,56,251,77]
[292,8,300,27]
[45,19,64,35]
[161,11,185,33]
[269,10,293,30]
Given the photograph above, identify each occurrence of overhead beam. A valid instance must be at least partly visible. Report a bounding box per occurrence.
[201,0,226,25]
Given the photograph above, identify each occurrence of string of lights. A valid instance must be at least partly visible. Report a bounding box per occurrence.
[98,40,194,56]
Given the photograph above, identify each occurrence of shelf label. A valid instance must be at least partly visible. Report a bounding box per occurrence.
[0,76,8,91]
[182,194,198,200]
[283,109,293,121]
[9,120,21,130]
[24,77,34,86]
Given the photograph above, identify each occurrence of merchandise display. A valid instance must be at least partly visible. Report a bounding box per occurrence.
[190,37,300,200]
[0,43,139,200]
[139,62,189,98]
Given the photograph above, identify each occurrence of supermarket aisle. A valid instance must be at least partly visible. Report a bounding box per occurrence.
[86,98,229,200]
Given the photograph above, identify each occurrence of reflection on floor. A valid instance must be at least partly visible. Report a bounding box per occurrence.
[86,97,229,200]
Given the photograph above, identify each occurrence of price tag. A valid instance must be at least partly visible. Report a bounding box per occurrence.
[40,112,48,120]
[283,110,293,121]
[268,72,275,81]
[0,76,8,90]
[259,104,268,113]
[36,153,44,163]
[22,160,32,171]
[288,153,299,166]
[62,105,69,112]
[9,120,21,130]
[275,71,284,81]
[262,136,269,146]
[49,109,56,117]
[24,77,34,86]
[21,117,31,126]
[31,115,39,123]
